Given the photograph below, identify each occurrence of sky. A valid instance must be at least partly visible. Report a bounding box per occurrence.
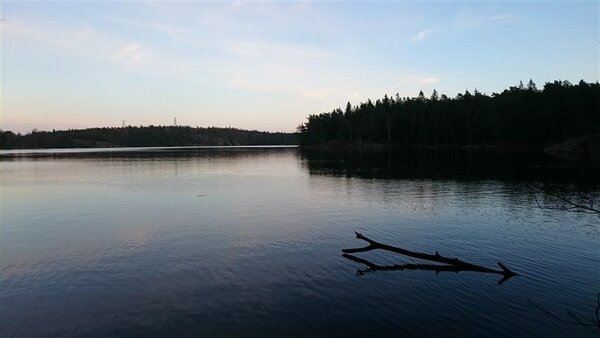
[1,1,598,134]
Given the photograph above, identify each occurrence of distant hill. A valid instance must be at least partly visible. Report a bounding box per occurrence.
[0,126,298,149]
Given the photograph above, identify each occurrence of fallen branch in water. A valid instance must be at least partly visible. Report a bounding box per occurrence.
[342,232,518,284]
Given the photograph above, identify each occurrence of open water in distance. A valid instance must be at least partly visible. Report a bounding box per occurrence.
[1,146,599,337]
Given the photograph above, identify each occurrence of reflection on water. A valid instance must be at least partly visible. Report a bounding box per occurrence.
[300,148,600,183]
[1,147,599,337]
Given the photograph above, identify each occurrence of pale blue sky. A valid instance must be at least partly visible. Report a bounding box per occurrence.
[1,1,598,133]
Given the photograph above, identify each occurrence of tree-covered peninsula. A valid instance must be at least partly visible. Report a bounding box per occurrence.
[297,80,600,150]
[0,126,298,149]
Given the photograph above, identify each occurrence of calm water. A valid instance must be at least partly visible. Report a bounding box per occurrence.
[1,147,599,337]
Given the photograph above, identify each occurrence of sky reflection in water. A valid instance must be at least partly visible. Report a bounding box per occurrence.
[1,147,599,337]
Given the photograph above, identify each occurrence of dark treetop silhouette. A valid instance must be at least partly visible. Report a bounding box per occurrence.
[342,232,519,284]
[298,80,600,149]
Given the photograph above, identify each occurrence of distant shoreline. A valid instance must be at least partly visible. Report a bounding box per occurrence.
[0,125,299,150]
[4,137,599,154]
[0,145,298,156]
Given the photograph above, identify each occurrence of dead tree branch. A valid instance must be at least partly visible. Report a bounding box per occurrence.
[342,232,518,284]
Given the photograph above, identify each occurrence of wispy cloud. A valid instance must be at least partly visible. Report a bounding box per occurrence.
[112,43,155,68]
[415,76,440,85]
[4,16,218,78]
[226,39,331,59]
[5,18,98,54]
[6,17,157,69]
[410,29,436,43]
[489,14,519,24]
[453,9,520,29]
[293,0,312,12]
[229,0,244,11]
[108,17,206,46]
[393,73,442,90]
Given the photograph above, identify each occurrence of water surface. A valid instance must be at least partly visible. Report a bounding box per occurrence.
[1,147,599,337]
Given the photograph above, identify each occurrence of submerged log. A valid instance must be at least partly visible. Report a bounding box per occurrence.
[342,232,518,284]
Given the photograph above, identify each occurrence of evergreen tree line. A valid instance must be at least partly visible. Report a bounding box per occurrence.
[0,126,298,149]
[297,80,600,148]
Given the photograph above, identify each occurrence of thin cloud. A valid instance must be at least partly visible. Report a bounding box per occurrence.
[109,17,206,46]
[453,9,520,29]
[293,0,312,12]
[112,43,155,68]
[392,74,442,91]
[490,14,519,23]
[8,18,159,71]
[5,18,99,54]
[415,77,440,85]
[4,17,204,76]
[410,29,436,43]
[226,40,331,59]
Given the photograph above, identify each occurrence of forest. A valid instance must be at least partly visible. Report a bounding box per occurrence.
[0,126,297,149]
[297,80,600,149]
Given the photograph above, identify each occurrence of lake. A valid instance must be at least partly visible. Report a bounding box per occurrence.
[1,147,599,337]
